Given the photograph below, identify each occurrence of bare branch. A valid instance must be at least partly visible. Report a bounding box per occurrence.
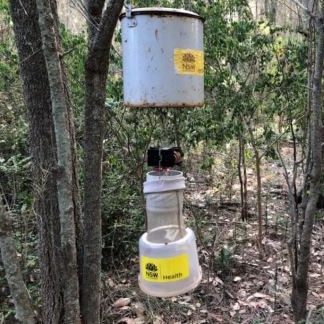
[289,0,313,16]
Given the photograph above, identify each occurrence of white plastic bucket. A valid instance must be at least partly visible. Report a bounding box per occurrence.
[120,7,204,107]
[138,227,202,297]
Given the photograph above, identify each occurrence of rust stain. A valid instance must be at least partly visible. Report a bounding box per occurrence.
[123,102,204,108]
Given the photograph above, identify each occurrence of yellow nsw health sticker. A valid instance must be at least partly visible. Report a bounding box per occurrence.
[141,253,190,283]
[174,48,204,76]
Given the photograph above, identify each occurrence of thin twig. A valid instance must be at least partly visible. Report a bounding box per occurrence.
[289,0,314,18]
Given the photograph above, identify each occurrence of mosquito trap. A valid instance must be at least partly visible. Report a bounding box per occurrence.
[119,4,204,297]
[138,148,202,297]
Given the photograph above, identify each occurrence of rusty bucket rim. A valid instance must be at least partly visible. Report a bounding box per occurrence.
[119,7,204,22]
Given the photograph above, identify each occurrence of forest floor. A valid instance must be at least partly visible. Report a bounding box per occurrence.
[1,145,324,323]
[102,144,324,324]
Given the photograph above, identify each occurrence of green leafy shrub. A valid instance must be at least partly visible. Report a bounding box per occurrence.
[215,246,236,277]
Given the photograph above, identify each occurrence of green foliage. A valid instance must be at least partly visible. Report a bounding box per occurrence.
[0,5,31,209]
[199,1,306,153]
[0,14,26,157]
[314,307,324,324]
[101,105,150,267]
[215,246,236,277]
[251,319,264,324]
[108,0,308,159]
[0,155,32,207]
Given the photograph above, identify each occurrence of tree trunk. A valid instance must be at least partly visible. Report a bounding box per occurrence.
[81,1,124,323]
[36,0,81,322]
[291,1,324,322]
[254,151,264,258]
[244,116,264,258]
[264,0,277,23]
[10,0,123,322]
[238,134,248,221]
[0,199,35,324]
[8,1,63,322]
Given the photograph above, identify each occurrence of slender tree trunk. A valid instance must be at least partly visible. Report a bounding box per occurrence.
[0,198,35,324]
[264,0,277,23]
[238,134,248,221]
[8,1,63,322]
[244,116,264,258]
[36,0,81,322]
[291,1,324,321]
[254,151,263,258]
[81,1,124,323]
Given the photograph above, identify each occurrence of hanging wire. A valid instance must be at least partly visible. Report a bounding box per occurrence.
[124,0,133,13]
[70,0,100,31]
[158,146,163,173]
[176,190,186,237]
